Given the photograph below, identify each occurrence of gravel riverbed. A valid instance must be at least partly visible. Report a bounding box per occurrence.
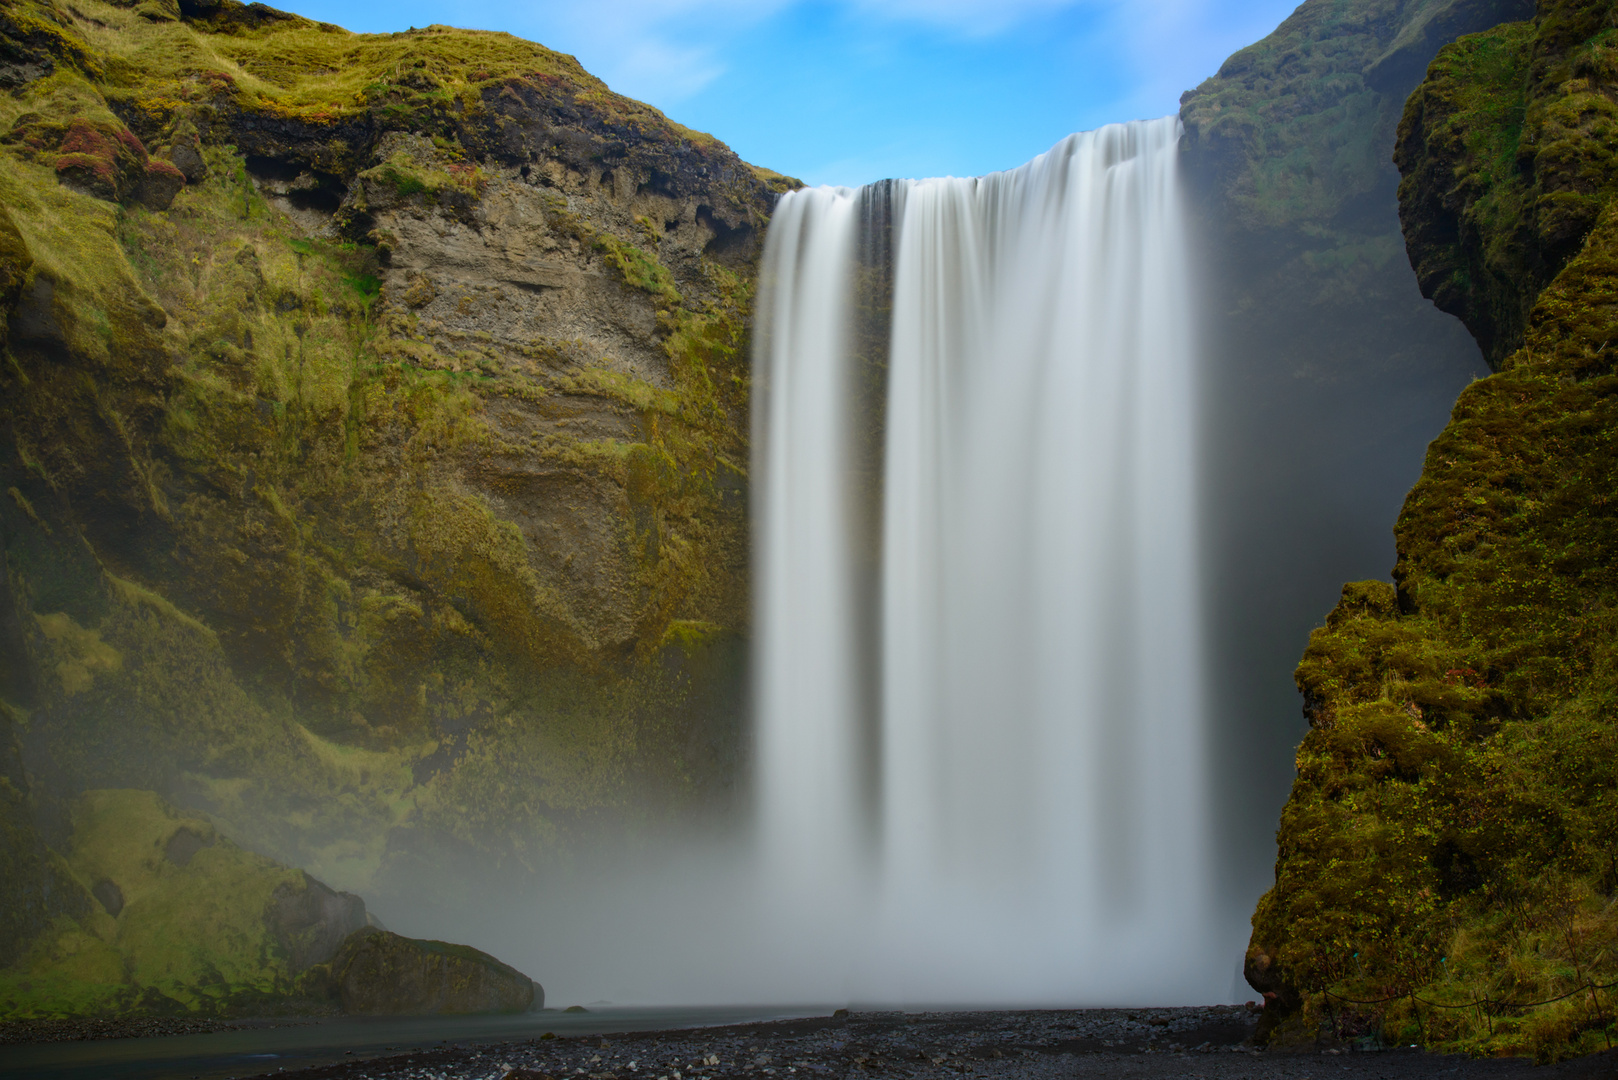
[242,1008,1618,1080]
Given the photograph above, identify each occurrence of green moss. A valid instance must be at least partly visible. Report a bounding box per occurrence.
[1256,22,1618,1046]
[0,0,769,1016]
[1397,3,1618,364]
[0,789,321,1019]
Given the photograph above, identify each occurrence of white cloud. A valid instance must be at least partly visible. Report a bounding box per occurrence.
[501,0,792,104]
[841,0,1089,37]
[1092,0,1301,116]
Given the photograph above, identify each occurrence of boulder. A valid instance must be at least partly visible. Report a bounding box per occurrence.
[267,872,368,973]
[50,119,149,202]
[168,140,207,183]
[323,927,539,1015]
[135,159,185,210]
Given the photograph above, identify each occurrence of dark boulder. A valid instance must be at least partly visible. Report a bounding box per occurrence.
[267,872,369,972]
[168,140,206,183]
[135,159,186,210]
[321,927,539,1015]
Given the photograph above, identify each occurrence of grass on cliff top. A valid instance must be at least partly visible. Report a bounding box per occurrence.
[30,0,731,152]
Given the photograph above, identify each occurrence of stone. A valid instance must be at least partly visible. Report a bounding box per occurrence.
[168,140,207,183]
[324,927,540,1015]
[266,872,368,972]
[135,159,186,210]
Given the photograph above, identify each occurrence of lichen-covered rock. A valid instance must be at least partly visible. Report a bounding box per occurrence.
[134,158,184,209]
[1397,0,1618,366]
[0,789,369,1017]
[321,927,538,1015]
[0,0,780,1018]
[1251,0,1618,1060]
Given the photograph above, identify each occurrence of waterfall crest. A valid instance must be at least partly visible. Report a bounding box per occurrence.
[755,116,1222,1002]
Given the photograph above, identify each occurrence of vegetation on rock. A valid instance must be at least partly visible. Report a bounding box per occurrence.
[1398,0,1618,365]
[0,0,791,1016]
[1179,0,1514,904]
[314,926,538,1015]
[0,789,365,1018]
[1250,0,1618,1060]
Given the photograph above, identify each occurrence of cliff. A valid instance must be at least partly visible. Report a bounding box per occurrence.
[1249,0,1618,1059]
[0,0,788,1015]
[1179,0,1523,910]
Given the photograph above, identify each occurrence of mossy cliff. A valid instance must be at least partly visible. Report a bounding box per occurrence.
[1179,0,1523,904]
[0,788,370,1018]
[1399,0,1618,364]
[1249,0,1618,1060]
[0,0,792,1015]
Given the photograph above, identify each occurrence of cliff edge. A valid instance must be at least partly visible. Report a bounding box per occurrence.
[0,0,789,1015]
[1249,0,1618,1060]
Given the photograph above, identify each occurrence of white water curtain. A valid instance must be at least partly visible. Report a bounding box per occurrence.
[754,117,1221,1002]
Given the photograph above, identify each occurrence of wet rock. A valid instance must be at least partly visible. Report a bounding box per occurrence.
[267,872,368,972]
[323,927,540,1015]
[168,139,207,183]
[135,159,186,209]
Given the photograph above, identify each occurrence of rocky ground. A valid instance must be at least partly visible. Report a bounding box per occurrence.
[241,1008,1618,1080]
[0,1014,323,1045]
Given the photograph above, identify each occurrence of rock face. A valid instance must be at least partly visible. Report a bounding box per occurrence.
[1397,0,1618,366]
[321,927,538,1015]
[0,789,371,1017]
[1249,0,1618,1061]
[1179,0,1524,916]
[0,0,785,1018]
[0,0,785,1007]
[267,873,369,974]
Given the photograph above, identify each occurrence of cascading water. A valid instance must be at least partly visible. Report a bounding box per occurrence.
[755,116,1226,1002]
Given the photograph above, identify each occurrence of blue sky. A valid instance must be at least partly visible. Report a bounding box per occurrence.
[278,0,1303,187]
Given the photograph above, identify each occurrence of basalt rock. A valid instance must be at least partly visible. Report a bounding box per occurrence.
[318,927,539,1015]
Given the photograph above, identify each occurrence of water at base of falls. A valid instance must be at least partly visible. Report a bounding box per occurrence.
[752,115,1225,1004]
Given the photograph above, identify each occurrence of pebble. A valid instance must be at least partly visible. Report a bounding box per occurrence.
[230,1006,1618,1080]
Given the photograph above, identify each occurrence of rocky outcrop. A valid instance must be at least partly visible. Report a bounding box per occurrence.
[1178,0,1525,929]
[1397,0,1618,366]
[267,873,369,974]
[0,0,780,1012]
[317,927,538,1015]
[1249,0,1618,1060]
[0,789,376,1017]
[0,0,788,1019]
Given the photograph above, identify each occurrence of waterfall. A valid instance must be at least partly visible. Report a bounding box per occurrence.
[755,116,1223,1002]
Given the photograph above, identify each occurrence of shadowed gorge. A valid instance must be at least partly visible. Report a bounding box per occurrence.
[1180,0,1519,928]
